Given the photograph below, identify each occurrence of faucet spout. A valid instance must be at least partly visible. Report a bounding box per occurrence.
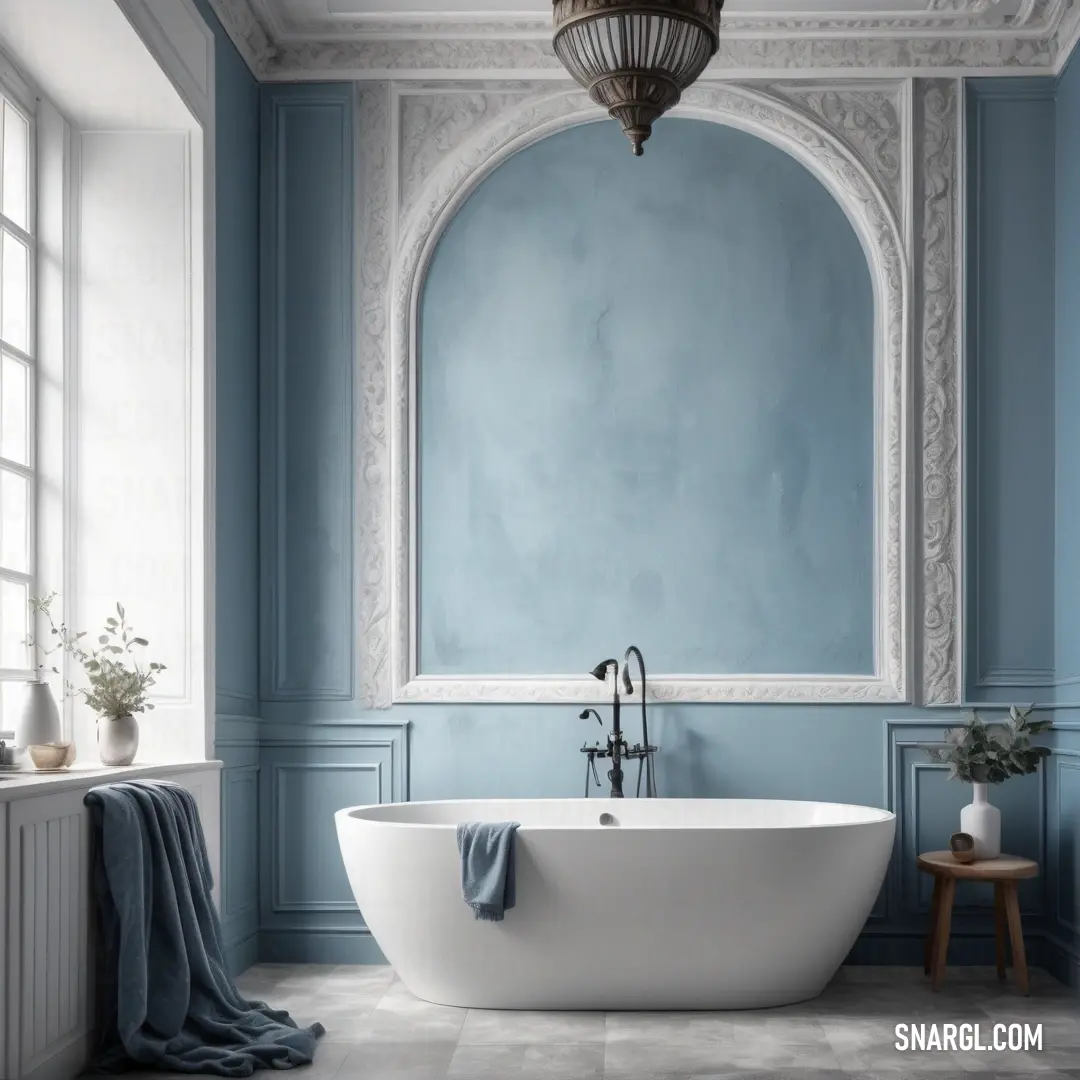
[622,645,658,797]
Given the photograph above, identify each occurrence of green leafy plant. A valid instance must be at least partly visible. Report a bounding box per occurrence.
[26,592,84,690]
[77,603,166,720]
[921,705,1051,784]
[29,598,166,720]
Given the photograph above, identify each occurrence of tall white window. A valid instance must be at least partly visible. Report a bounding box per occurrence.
[0,81,34,683]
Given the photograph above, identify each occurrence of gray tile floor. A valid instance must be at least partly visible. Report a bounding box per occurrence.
[218,963,1080,1080]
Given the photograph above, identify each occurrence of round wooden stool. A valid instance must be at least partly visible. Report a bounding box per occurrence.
[916,851,1038,995]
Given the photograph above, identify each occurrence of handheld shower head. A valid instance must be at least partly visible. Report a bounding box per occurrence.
[590,659,617,682]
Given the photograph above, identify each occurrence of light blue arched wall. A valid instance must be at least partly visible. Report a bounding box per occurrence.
[419,120,875,677]
[229,75,1070,980]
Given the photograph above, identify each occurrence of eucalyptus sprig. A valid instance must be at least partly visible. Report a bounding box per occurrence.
[921,705,1052,784]
[26,592,84,694]
[27,597,166,720]
[77,603,166,721]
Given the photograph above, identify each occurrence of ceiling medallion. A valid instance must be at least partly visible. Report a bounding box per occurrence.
[552,0,723,156]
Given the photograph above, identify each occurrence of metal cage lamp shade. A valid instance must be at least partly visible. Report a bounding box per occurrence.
[552,0,723,156]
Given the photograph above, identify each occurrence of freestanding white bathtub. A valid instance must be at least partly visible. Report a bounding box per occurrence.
[335,798,894,1010]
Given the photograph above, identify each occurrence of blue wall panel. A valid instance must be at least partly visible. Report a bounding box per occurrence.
[259,83,355,703]
[217,716,261,971]
[1058,55,1080,695]
[1051,48,1080,985]
[966,82,1056,701]
[196,0,262,975]
[258,721,407,964]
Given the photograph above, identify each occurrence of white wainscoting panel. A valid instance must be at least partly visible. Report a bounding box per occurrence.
[4,788,94,1080]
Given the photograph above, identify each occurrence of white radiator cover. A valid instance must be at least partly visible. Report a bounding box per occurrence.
[0,763,222,1080]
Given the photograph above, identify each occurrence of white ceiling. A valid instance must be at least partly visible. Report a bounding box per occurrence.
[254,0,1033,30]
[0,0,194,128]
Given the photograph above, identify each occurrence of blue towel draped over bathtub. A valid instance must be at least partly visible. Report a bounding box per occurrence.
[456,820,521,921]
[84,779,324,1076]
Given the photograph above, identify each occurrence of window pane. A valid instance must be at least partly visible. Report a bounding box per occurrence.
[0,352,28,465]
[0,578,28,669]
[0,468,28,573]
[2,102,29,231]
[0,229,29,353]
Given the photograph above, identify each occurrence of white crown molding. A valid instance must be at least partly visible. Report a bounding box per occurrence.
[207,0,1078,79]
[205,0,279,76]
[255,0,1065,36]
[1052,0,1080,65]
[352,81,921,706]
[260,32,1070,80]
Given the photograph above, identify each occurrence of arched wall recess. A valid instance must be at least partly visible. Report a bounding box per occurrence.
[352,79,963,707]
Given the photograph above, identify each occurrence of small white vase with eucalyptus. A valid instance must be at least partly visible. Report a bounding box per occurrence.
[35,598,166,768]
[922,705,1051,862]
[98,714,140,767]
[960,782,1001,859]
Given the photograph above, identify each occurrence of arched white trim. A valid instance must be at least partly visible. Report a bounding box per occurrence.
[381,84,910,705]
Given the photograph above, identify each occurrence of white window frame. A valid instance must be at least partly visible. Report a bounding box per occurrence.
[0,56,37,683]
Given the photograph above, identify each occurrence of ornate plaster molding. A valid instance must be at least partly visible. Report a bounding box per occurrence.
[260,28,1073,79]
[356,82,394,710]
[397,86,548,224]
[366,82,915,705]
[206,0,278,74]
[245,0,1067,36]
[916,79,962,706]
[765,81,907,225]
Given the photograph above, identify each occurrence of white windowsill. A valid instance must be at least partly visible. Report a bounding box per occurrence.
[0,758,221,802]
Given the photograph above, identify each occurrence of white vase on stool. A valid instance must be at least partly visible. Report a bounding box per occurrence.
[960,782,1000,859]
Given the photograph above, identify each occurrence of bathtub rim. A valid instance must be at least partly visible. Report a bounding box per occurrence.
[335,796,896,831]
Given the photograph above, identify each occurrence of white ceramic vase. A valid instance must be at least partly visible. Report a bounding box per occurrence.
[98,714,138,766]
[959,782,1001,859]
[14,680,62,749]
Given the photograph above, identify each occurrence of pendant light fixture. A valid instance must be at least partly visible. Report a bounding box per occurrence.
[552,0,723,156]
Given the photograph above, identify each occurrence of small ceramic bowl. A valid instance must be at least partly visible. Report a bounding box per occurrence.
[949,831,977,864]
[28,742,75,770]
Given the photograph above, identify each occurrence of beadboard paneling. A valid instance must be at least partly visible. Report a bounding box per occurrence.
[5,789,94,1080]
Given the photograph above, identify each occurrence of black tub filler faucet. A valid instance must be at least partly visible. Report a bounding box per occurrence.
[580,646,659,798]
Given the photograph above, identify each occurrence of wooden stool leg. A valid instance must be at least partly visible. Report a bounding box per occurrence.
[925,875,942,975]
[1003,881,1029,996]
[930,877,956,991]
[994,882,1007,980]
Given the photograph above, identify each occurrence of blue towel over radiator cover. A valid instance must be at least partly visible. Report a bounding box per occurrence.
[455,820,521,922]
[84,779,324,1076]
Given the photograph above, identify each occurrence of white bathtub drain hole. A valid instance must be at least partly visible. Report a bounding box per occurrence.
[599,812,617,826]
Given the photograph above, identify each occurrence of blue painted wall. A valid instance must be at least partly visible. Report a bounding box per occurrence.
[1058,55,1080,694]
[419,121,874,677]
[247,82,1073,975]
[259,84,355,704]
[1050,49,1080,983]
[965,82,1056,703]
[195,0,262,973]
